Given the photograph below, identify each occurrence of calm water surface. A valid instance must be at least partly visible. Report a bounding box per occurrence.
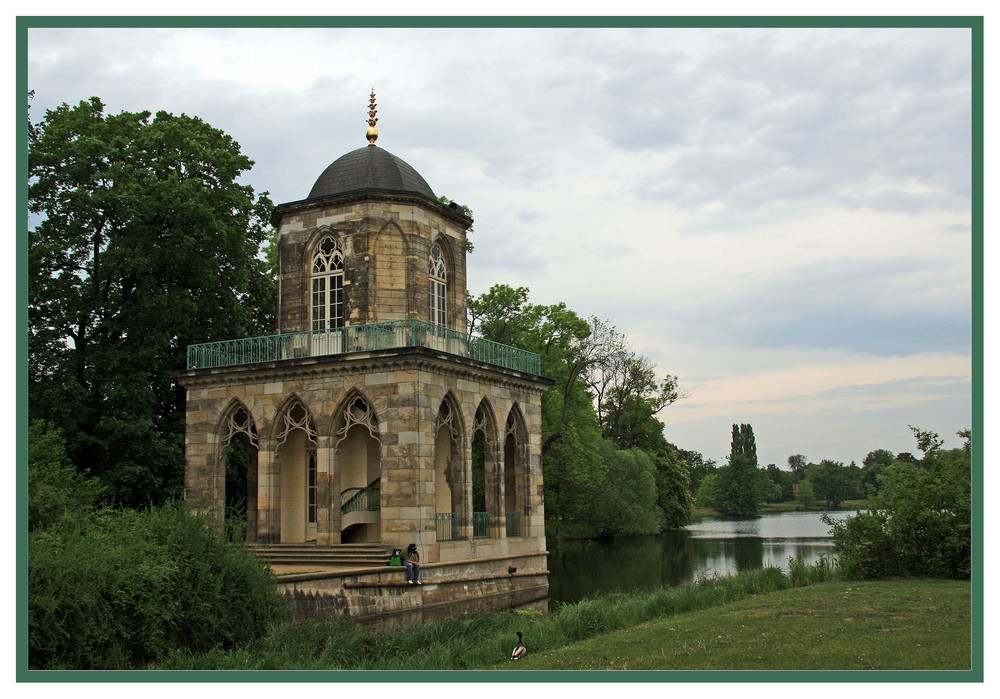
[547,510,848,604]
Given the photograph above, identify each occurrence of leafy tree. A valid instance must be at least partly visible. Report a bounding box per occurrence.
[589,446,664,538]
[542,419,607,540]
[862,448,895,494]
[467,283,692,533]
[763,464,795,502]
[787,454,807,483]
[653,448,694,528]
[694,473,724,509]
[682,449,716,495]
[808,459,854,509]
[468,285,602,456]
[828,427,971,579]
[588,344,683,452]
[796,479,817,509]
[28,97,275,506]
[716,423,761,516]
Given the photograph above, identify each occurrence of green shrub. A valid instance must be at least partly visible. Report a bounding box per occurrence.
[824,510,902,579]
[28,502,286,669]
[28,421,102,531]
[828,427,971,580]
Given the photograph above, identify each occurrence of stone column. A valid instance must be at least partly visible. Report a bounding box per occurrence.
[256,447,280,544]
[315,437,339,545]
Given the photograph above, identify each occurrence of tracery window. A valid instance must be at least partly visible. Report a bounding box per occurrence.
[312,235,344,331]
[429,243,447,327]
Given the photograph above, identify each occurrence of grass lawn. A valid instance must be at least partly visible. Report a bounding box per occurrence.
[498,579,970,671]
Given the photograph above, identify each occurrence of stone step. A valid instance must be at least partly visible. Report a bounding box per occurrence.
[252,543,392,568]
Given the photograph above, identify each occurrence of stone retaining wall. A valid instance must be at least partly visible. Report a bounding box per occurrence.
[278,552,549,629]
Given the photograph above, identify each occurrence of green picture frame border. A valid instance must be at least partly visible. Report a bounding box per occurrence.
[15,13,984,683]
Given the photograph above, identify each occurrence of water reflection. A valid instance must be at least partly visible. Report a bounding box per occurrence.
[547,511,848,604]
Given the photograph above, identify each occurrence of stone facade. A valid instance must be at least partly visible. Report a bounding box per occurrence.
[176,346,550,562]
[274,193,469,335]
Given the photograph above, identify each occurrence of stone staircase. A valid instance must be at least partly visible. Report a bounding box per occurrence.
[252,542,392,568]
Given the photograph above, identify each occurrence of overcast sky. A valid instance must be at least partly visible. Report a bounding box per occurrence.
[24,20,975,469]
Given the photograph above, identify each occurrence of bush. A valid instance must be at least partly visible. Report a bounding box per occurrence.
[28,421,102,531]
[824,510,901,579]
[28,502,287,669]
[828,428,971,580]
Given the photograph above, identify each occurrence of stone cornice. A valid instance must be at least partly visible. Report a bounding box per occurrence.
[271,189,473,229]
[172,345,554,394]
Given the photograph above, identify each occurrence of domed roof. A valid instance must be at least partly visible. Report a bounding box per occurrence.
[307,144,436,201]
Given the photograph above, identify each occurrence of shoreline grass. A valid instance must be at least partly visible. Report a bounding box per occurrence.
[154,560,841,671]
[150,564,970,672]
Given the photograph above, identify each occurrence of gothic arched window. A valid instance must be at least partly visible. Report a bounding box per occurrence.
[429,243,447,327]
[311,235,344,331]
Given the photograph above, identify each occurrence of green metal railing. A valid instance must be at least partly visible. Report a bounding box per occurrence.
[505,511,522,538]
[473,512,492,539]
[187,319,541,374]
[436,512,456,541]
[341,486,380,515]
[435,512,519,540]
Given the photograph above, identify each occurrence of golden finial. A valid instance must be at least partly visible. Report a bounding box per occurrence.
[366,88,379,144]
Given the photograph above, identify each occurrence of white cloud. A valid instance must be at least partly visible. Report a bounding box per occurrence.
[24,22,974,466]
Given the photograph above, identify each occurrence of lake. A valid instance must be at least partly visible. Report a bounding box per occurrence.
[546,510,849,604]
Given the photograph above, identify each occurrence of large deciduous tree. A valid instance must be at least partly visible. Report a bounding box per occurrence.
[28,97,275,507]
[467,284,691,534]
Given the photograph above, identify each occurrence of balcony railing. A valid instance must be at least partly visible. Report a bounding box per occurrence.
[473,511,493,539]
[436,512,456,541]
[505,511,522,538]
[187,319,541,375]
[436,512,518,540]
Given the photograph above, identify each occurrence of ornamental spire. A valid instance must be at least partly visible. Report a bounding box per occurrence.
[366,88,379,144]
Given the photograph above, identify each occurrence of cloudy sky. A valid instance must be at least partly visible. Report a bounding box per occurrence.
[24,18,975,469]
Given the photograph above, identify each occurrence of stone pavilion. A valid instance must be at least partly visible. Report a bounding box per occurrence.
[174,95,552,617]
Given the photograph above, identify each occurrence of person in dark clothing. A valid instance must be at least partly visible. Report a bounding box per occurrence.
[402,543,421,584]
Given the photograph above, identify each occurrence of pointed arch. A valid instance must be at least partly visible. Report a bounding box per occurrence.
[216,398,259,448]
[434,391,466,541]
[429,241,448,327]
[309,230,345,331]
[473,398,499,448]
[504,403,529,537]
[373,220,408,322]
[216,399,260,541]
[372,219,409,256]
[268,395,319,543]
[332,389,382,448]
[472,398,501,538]
[271,393,318,451]
[429,234,459,330]
[332,390,383,543]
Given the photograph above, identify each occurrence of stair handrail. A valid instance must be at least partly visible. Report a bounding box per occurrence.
[341,482,381,514]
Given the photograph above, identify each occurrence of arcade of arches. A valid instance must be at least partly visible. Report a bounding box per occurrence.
[182,354,547,562]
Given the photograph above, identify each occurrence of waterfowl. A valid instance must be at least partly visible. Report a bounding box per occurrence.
[510,631,526,661]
